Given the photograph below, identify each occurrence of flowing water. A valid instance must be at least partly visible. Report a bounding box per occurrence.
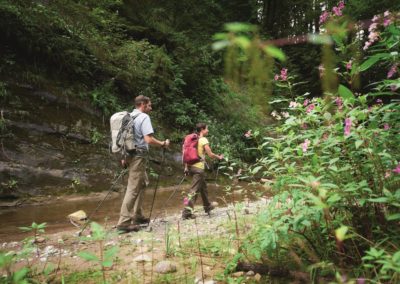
[0,181,261,242]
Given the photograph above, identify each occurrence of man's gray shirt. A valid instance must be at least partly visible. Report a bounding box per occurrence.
[131,109,154,150]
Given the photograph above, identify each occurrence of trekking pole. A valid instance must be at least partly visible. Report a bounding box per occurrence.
[214,163,220,187]
[152,174,187,222]
[147,147,166,226]
[78,168,128,236]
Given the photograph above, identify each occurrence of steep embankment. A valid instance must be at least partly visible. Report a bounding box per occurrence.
[0,84,180,199]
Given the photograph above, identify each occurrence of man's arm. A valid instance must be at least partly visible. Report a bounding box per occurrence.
[144,134,170,148]
[204,144,223,160]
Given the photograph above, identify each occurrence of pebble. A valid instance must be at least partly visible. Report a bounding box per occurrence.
[133,254,152,263]
[232,271,244,277]
[246,270,255,276]
[154,260,177,274]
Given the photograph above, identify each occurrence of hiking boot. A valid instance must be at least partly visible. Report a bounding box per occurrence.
[116,224,140,233]
[134,216,150,224]
[205,204,215,214]
[182,214,196,220]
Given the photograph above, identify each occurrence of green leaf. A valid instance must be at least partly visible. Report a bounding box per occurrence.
[102,260,113,267]
[18,227,32,232]
[234,36,251,49]
[78,251,99,262]
[212,33,228,40]
[212,40,230,51]
[386,213,400,221]
[338,84,355,103]
[335,226,348,241]
[104,246,118,260]
[224,22,256,33]
[13,267,29,282]
[355,140,363,149]
[263,45,286,62]
[359,53,390,72]
[368,197,388,203]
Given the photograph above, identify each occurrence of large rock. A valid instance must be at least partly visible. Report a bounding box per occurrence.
[154,260,177,274]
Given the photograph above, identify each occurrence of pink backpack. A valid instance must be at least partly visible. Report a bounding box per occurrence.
[182,133,201,165]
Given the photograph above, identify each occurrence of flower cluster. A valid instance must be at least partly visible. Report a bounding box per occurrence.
[301,139,311,152]
[387,64,398,79]
[335,97,343,111]
[271,110,290,120]
[393,163,400,174]
[319,1,345,25]
[244,130,252,138]
[344,118,352,136]
[274,68,288,81]
[364,11,393,50]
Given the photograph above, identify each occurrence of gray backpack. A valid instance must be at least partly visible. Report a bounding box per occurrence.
[110,111,141,156]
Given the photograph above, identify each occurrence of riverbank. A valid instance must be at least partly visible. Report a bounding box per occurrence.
[1,195,278,283]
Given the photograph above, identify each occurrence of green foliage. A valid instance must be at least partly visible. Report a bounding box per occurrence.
[232,13,400,282]
[0,252,29,284]
[77,222,119,283]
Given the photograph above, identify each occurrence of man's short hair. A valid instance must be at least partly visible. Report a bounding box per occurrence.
[195,123,207,133]
[135,95,151,107]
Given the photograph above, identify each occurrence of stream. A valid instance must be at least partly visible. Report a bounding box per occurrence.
[0,181,261,242]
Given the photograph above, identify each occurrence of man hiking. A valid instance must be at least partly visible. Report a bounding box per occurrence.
[182,123,223,220]
[117,95,170,233]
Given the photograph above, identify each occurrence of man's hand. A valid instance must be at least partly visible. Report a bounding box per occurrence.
[163,139,170,148]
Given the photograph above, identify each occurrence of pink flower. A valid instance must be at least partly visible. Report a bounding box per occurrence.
[368,23,378,32]
[306,104,315,113]
[344,118,351,136]
[301,123,308,129]
[338,1,345,10]
[346,60,352,70]
[332,6,342,16]
[183,197,189,206]
[372,15,380,22]
[387,65,397,79]
[393,163,400,174]
[363,41,372,50]
[319,11,329,24]
[303,99,309,106]
[383,18,391,27]
[385,171,391,179]
[376,99,383,104]
[244,130,252,138]
[302,139,311,152]
[274,74,280,81]
[384,123,390,130]
[384,10,390,17]
[289,101,299,108]
[368,31,379,41]
[280,68,288,81]
[356,278,366,284]
[335,97,343,110]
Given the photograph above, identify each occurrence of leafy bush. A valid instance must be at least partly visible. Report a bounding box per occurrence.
[231,10,400,282]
